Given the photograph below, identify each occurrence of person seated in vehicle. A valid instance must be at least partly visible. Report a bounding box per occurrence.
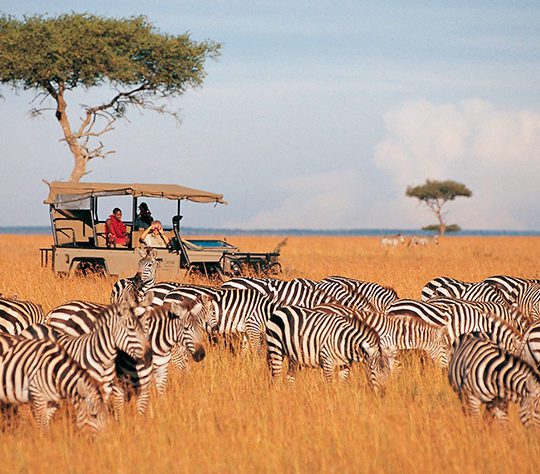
[139,220,170,248]
[105,208,130,247]
[134,202,153,230]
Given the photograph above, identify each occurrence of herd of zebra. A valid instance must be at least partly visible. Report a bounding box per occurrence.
[1,247,540,434]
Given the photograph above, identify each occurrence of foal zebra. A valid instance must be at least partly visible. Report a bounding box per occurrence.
[448,333,540,428]
[0,337,108,433]
[266,306,395,392]
[0,297,44,334]
[111,248,158,304]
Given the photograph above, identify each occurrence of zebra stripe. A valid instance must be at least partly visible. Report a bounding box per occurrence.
[386,299,450,326]
[111,248,158,304]
[0,297,44,335]
[265,306,395,392]
[428,297,528,333]
[522,321,540,370]
[221,277,273,294]
[421,276,469,302]
[483,275,540,306]
[46,300,107,336]
[512,282,540,322]
[444,305,524,355]
[0,337,107,433]
[318,276,398,311]
[448,333,540,428]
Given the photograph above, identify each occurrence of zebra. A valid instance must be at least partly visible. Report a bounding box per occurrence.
[443,304,525,355]
[0,337,108,433]
[448,333,540,428]
[111,247,158,304]
[408,235,439,247]
[386,299,450,326]
[380,234,405,248]
[483,275,540,306]
[265,306,395,392]
[317,276,398,311]
[20,298,150,400]
[421,276,470,302]
[427,297,528,334]
[112,298,207,418]
[313,303,450,368]
[0,297,44,335]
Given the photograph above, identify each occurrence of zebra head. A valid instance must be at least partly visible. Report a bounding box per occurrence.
[190,294,218,334]
[73,378,108,436]
[136,247,158,291]
[114,294,152,360]
[367,345,397,395]
[170,300,206,363]
[519,376,540,429]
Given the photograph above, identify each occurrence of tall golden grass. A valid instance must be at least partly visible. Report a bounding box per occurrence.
[0,234,539,473]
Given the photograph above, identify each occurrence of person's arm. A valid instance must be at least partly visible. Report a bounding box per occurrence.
[159,229,170,246]
[105,218,116,245]
[139,225,152,243]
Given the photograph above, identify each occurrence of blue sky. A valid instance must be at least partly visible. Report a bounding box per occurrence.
[1,1,539,229]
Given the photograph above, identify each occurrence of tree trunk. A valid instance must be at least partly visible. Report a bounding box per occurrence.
[435,209,446,237]
[54,88,88,183]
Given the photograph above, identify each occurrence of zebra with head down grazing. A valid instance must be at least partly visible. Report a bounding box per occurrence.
[266,305,396,393]
[449,333,540,428]
[0,337,108,434]
[112,297,208,418]
[111,247,158,304]
[314,303,450,368]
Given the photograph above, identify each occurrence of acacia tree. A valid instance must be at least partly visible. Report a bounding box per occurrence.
[406,179,472,236]
[0,13,221,181]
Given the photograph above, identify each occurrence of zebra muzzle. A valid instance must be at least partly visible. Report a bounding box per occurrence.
[192,345,206,362]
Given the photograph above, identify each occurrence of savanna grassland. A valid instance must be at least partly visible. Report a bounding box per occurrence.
[0,234,539,473]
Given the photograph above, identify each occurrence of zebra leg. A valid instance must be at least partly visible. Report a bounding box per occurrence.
[337,366,351,382]
[28,388,51,431]
[321,354,335,382]
[153,361,170,396]
[486,399,510,426]
[267,348,284,381]
[111,384,126,421]
[286,362,298,383]
[460,391,482,422]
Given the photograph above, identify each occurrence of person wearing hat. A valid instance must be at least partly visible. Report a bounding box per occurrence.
[134,202,154,230]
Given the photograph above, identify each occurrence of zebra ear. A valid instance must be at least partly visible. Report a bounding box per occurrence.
[527,376,540,396]
[141,291,154,307]
[137,247,146,258]
[168,302,185,319]
[147,248,157,259]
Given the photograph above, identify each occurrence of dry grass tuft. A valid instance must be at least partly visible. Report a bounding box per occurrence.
[0,234,539,473]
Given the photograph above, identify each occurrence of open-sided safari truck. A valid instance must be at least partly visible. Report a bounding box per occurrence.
[41,181,281,278]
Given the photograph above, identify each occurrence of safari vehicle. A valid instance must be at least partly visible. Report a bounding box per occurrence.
[41,181,281,278]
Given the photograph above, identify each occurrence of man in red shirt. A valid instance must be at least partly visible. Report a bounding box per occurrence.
[105,208,130,247]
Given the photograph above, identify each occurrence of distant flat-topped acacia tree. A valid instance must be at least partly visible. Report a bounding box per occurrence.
[406,179,472,236]
[0,13,221,181]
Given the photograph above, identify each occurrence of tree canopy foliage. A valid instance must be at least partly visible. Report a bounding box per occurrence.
[406,179,472,236]
[0,13,221,181]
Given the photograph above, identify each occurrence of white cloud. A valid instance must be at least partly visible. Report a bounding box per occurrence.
[373,99,540,230]
[229,169,370,229]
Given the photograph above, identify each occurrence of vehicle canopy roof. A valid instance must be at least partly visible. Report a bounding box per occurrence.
[44,181,226,205]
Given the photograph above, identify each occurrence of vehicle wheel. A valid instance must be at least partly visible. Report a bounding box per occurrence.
[72,260,107,277]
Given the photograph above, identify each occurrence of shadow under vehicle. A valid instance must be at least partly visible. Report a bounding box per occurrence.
[40,181,281,278]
